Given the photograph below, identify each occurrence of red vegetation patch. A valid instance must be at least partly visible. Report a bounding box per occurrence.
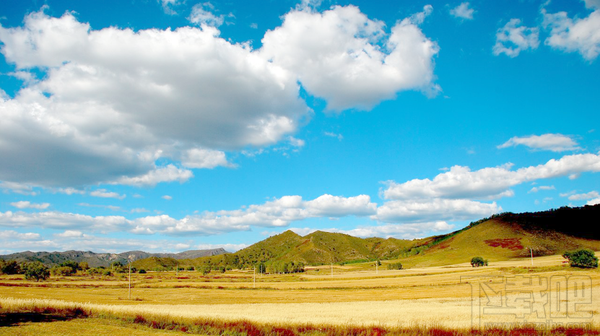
[484,238,524,251]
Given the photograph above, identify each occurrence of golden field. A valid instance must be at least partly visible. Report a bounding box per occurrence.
[1,254,600,335]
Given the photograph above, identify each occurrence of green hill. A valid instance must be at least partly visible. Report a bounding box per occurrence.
[132,204,600,270]
[398,205,600,267]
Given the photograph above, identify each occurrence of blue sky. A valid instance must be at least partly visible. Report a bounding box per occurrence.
[0,0,599,254]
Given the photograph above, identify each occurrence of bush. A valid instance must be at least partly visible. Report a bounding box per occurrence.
[138,269,147,274]
[51,266,75,276]
[387,262,403,270]
[471,256,488,267]
[23,262,50,281]
[0,260,21,275]
[563,249,598,268]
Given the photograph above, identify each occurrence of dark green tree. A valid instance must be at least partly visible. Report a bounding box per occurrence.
[23,262,50,281]
[0,260,21,275]
[563,249,598,268]
[471,256,487,267]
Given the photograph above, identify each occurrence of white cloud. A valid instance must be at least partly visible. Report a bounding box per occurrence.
[159,0,182,15]
[188,3,225,27]
[55,230,84,238]
[383,153,600,201]
[493,19,539,57]
[56,187,85,195]
[78,203,122,212]
[0,181,38,195]
[374,199,500,223]
[90,189,126,200]
[587,198,600,205]
[181,149,231,169]
[529,185,555,193]
[10,201,50,209]
[0,9,307,187]
[543,9,600,61]
[450,2,475,20]
[324,132,343,140]
[564,191,599,201]
[114,165,193,187]
[162,195,173,200]
[260,5,439,111]
[0,211,131,231]
[0,230,41,240]
[498,134,580,152]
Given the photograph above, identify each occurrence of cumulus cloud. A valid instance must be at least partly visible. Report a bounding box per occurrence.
[90,189,126,200]
[588,198,600,205]
[113,165,193,187]
[374,199,500,223]
[260,5,440,111]
[450,2,475,20]
[543,8,600,61]
[188,3,225,27]
[0,194,377,236]
[10,201,50,209]
[55,230,84,238]
[181,149,231,169]
[0,9,307,187]
[562,190,599,201]
[383,153,600,201]
[498,134,580,152]
[162,195,173,200]
[0,182,38,195]
[493,19,539,57]
[0,230,41,240]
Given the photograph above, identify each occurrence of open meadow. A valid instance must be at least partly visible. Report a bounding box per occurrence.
[2,254,600,335]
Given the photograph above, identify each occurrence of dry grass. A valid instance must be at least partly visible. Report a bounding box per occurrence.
[1,255,600,335]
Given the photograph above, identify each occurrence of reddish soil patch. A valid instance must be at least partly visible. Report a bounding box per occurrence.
[484,238,524,251]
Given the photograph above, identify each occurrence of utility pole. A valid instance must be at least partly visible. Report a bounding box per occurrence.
[128,261,131,300]
[331,263,333,278]
[376,260,378,275]
[529,247,534,266]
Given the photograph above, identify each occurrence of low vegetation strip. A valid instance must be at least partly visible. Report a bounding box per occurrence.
[2,297,600,335]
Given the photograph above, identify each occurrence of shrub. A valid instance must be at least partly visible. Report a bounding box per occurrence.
[0,260,21,275]
[563,249,598,268]
[51,266,76,276]
[138,269,147,274]
[471,256,487,267]
[387,262,403,270]
[23,262,50,281]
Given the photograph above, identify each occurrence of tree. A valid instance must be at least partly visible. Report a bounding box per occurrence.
[23,262,50,281]
[79,261,90,270]
[387,262,403,270]
[563,249,598,268]
[471,256,487,267]
[0,260,21,275]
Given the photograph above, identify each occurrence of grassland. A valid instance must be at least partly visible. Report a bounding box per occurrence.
[2,254,600,335]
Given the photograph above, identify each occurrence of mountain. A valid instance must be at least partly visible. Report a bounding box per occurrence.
[192,230,428,268]
[191,204,600,268]
[401,204,600,267]
[0,248,228,267]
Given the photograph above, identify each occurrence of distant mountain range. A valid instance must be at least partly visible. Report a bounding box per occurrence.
[0,248,228,267]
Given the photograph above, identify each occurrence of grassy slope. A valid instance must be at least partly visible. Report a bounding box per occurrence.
[398,207,600,268]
